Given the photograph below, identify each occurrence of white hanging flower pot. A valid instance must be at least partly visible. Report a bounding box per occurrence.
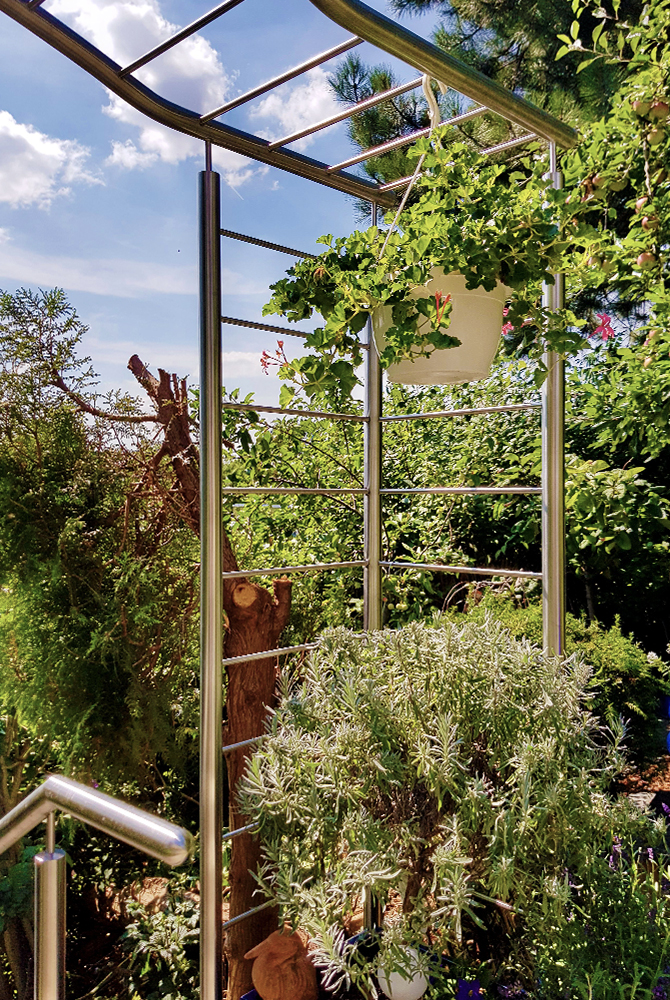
[371,269,510,386]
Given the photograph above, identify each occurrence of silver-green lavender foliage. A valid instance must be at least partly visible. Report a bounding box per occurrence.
[239,617,662,989]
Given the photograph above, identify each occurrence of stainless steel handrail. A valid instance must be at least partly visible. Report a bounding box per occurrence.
[0,775,194,865]
[381,561,542,579]
[0,776,194,1000]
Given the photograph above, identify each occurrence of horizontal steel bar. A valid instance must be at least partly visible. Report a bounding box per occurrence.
[307,0,577,147]
[221,401,367,421]
[223,900,274,931]
[327,105,488,172]
[221,228,316,259]
[377,174,419,192]
[221,315,310,339]
[222,822,258,842]
[381,561,542,579]
[222,487,367,495]
[269,75,423,149]
[380,487,541,495]
[118,0,245,78]
[221,560,367,580]
[223,735,269,755]
[381,403,541,422]
[481,133,538,156]
[222,643,317,668]
[0,776,193,865]
[201,36,362,121]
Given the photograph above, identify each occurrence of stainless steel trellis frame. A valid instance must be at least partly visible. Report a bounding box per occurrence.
[0,1,574,996]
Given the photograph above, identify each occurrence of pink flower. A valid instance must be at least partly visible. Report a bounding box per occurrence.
[435,291,451,325]
[502,321,514,336]
[592,312,615,341]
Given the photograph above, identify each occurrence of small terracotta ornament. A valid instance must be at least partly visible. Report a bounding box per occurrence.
[244,929,318,1000]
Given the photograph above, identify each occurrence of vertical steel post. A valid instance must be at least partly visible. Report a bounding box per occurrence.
[199,142,223,1000]
[364,201,383,631]
[34,813,65,1000]
[541,141,566,655]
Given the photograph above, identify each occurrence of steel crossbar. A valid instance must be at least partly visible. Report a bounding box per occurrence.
[221,643,318,668]
[201,36,362,121]
[381,561,542,579]
[223,900,274,931]
[327,105,488,172]
[221,560,367,580]
[381,403,541,421]
[221,400,367,421]
[268,76,423,149]
[380,487,541,495]
[118,0,246,77]
[221,315,312,339]
[221,229,316,258]
[222,486,367,495]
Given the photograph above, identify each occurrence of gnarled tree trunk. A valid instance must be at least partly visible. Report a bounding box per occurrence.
[127,357,292,998]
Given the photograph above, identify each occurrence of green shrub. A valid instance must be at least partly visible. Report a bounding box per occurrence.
[240,617,668,994]
[447,594,670,766]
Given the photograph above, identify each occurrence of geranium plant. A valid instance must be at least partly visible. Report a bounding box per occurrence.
[263,137,593,405]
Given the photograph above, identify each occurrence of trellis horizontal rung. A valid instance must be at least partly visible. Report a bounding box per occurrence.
[201,36,362,121]
[223,735,269,755]
[268,75,423,149]
[222,900,274,931]
[381,561,542,579]
[221,643,317,669]
[222,560,367,580]
[378,133,539,192]
[222,822,258,842]
[118,0,245,77]
[221,229,316,259]
[381,403,542,421]
[380,487,541,495]
[222,401,367,421]
[221,315,311,339]
[327,105,488,172]
[222,486,367,495]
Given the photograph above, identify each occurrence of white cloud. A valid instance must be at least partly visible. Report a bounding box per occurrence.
[0,231,270,298]
[249,67,340,150]
[223,351,266,377]
[86,339,265,380]
[0,110,101,208]
[47,0,259,187]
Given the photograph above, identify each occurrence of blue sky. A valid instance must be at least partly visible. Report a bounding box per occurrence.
[0,0,442,406]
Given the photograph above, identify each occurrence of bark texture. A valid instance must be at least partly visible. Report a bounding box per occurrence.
[127,358,293,999]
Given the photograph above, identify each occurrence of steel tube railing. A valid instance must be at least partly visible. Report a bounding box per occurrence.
[221,228,316,258]
[327,105,488,172]
[118,0,246,77]
[223,735,268,754]
[222,643,317,668]
[268,76,423,149]
[201,36,362,121]
[381,403,541,421]
[223,822,258,841]
[199,149,224,1000]
[221,401,366,421]
[221,560,367,580]
[223,899,274,930]
[381,561,542,579]
[542,143,566,654]
[364,220,383,631]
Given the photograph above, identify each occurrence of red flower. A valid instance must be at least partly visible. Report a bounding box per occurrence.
[435,291,451,325]
[592,312,615,341]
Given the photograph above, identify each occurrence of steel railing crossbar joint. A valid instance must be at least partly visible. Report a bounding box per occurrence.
[380,486,541,495]
[223,735,269,755]
[221,400,367,421]
[381,561,542,579]
[118,0,246,78]
[268,75,423,149]
[201,36,362,121]
[221,643,318,669]
[221,228,316,259]
[221,560,367,580]
[381,403,541,422]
